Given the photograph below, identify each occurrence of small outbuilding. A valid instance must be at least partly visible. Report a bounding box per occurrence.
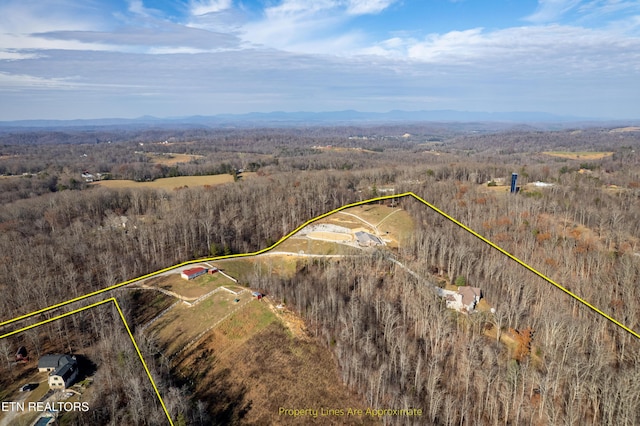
[15,346,28,362]
[181,267,208,280]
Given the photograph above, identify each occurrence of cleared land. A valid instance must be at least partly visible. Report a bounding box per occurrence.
[214,255,304,283]
[307,231,354,242]
[144,272,234,299]
[542,151,614,160]
[276,237,361,255]
[92,172,255,190]
[174,301,375,424]
[148,291,254,357]
[313,146,380,154]
[609,126,640,133]
[341,204,415,247]
[146,152,204,165]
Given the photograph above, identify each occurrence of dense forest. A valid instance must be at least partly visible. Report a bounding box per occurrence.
[1,124,639,424]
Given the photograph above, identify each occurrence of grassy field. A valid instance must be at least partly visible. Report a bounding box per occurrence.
[609,126,640,133]
[146,152,204,165]
[215,255,305,284]
[145,272,233,299]
[174,302,374,424]
[127,290,175,326]
[148,291,254,356]
[215,300,278,340]
[92,172,255,190]
[277,237,361,255]
[542,151,614,160]
[212,258,255,283]
[342,204,415,247]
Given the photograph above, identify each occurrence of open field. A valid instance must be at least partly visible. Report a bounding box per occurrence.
[341,204,415,247]
[148,291,254,356]
[174,302,374,424]
[276,237,361,255]
[127,290,175,326]
[314,214,365,230]
[542,151,614,160]
[145,271,233,299]
[92,172,255,190]
[609,126,640,133]
[307,231,354,242]
[212,259,255,283]
[214,255,303,283]
[146,152,204,165]
[313,146,380,154]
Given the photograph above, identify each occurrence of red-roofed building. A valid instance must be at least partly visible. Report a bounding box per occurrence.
[181,267,207,280]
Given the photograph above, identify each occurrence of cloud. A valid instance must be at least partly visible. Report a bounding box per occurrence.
[0,0,108,34]
[0,0,639,120]
[34,24,242,54]
[525,0,582,23]
[370,24,640,77]
[346,0,396,15]
[239,0,398,54]
[0,50,42,61]
[189,0,233,16]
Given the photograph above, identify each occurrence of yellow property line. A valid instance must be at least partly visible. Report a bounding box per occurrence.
[1,192,638,341]
[0,297,175,426]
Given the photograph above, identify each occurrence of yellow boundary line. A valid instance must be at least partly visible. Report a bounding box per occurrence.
[0,298,175,426]
[2,192,638,341]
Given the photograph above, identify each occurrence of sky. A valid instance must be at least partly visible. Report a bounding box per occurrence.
[0,0,639,120]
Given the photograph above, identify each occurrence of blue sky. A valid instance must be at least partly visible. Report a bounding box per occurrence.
[0,0,639,120]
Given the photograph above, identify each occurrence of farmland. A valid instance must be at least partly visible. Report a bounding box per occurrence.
[92,172,255,190]
[542,151,614,160]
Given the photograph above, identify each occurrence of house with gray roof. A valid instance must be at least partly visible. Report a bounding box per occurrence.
[38,354,78,390]
[354,231,383,247]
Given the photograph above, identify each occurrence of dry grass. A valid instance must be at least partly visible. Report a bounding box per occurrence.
[145,272,232,299]
[307,231,354,242]
[146,152,204,165]
[214,256,300,283]
[127,289,175,326]
[313,146,380,154]
[609,126,640,133]
[92,172,255,190]
[175,302,375,425]
[342,204,415,247]
[315,215,364,230]
[211,259,255,283]
[542,151,614,160]
[148,291,253,356]
[276,238,361,255]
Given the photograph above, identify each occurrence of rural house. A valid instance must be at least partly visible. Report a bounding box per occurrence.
[181,267,207,280]
[38,354,79,390]
[436,286,482,313]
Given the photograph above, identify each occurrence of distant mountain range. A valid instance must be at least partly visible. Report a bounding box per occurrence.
[0,109,625,130]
